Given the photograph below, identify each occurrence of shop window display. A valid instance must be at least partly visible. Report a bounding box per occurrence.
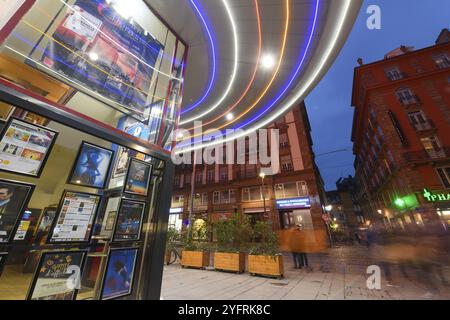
[0,0,184,301]
[0,105,166,300]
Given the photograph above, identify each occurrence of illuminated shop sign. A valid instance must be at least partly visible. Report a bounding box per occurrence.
[276,197,311,209]
[423,189,450,202]
[169,208,183,214]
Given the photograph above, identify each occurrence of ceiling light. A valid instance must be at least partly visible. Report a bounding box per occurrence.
[89,52,99,61]
[261,54,275,69]
[226,113,234,120]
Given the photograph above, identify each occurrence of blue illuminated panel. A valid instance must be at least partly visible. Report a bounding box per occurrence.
[276,197,311,209]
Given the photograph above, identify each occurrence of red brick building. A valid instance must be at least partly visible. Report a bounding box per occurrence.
[351,29,450,228]
[170,102,329,251]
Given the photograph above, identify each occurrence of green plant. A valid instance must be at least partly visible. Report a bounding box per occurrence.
[249,220,280,257]
[165,226,179,252]
[180,221,209,252]
[215,212,252,253]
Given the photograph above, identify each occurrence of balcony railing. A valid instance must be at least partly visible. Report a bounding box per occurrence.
[398,95,421,107]
[404,147,450,163]
[387,72,407,81]
[412,120,435,132]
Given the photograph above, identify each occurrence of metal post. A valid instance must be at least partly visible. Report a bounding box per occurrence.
[262,177,266,218]
[187,149,197,238]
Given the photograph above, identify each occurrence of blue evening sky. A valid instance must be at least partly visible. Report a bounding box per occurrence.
[306,0,450,191]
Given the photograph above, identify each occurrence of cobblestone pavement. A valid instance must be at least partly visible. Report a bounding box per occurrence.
[161,245,450,300]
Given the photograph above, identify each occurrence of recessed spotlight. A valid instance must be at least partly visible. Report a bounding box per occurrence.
[89,52,99,61]
[261,53,275,69]
[226,113,234,120]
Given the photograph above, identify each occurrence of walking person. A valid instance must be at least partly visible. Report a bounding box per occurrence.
[292,251,303,269]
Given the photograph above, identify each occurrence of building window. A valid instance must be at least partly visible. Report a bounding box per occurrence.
[245,164,257,178]
[279,133,289,148]
[193,193,208,206]
[207,169,214,183]
[385,66,404,81]
[213,190,236,204]
[297,181,308,196]
[195,171,203,184]
[219,166,228,182]
[242,186,268,202]
[409,111,434,131]
[184,173,191,185]
[172,195,184,207]
[281,155,293,172]
[274,181,308,199]
[174,175,180,187]
[436,167,450,188]
[396,88,418,105]
[432,53,450,69]
[421,136,445,158]
[279,210,314,230]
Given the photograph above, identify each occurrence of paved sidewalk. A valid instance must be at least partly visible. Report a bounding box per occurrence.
[161,246,450,300]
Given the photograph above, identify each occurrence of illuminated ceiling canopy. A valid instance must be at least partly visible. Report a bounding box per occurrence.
[148,0,362,150]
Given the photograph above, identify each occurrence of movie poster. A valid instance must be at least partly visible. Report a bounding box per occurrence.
[27,251,86,300]
[49,191,101,243]
[100,248,138,300]
[113,200,145,241]
[112,115,149,178]
[68,142,114,189]
[124,159,152,197]
[0,179,35,243]
[40,0,163,113]
[0,119,57,177]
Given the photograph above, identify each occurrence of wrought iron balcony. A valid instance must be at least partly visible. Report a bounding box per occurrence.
[387,72,407,81]
[398,95,422,107]
[404,147,450,163]
[412,119,435,132]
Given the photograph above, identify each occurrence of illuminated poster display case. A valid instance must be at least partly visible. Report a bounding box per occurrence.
[0,0,186,300]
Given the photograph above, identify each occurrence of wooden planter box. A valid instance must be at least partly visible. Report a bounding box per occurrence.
[181,250,210,269]
[214,252,245,273]
[248,255,284,279]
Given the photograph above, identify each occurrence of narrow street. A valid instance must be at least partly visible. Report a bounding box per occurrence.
[161,246,450,300]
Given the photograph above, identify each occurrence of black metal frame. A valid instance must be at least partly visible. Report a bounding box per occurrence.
[111,198,146,243]
[47,190,102,244]
[67,140,115,190]
[0,83,174,300]
[0,178,36,244]
[0,117,59,178]
[0,252,8,277]
[99,246,140,300]
[123,158,153,197]
[26,249,88,300]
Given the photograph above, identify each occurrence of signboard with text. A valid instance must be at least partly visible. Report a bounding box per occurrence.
[276,197,311,209]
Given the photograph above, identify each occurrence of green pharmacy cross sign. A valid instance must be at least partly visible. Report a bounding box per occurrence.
[393,194,419,210]
[423,189,450,202]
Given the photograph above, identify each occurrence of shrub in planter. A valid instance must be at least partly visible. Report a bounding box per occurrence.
[248,221,284,278]
[180,224,210,269]
[213,213,252,273]
[165,227,179,265]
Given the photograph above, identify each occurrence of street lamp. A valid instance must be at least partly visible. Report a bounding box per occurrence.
[324,204,334,248]
[259,172,267,220]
